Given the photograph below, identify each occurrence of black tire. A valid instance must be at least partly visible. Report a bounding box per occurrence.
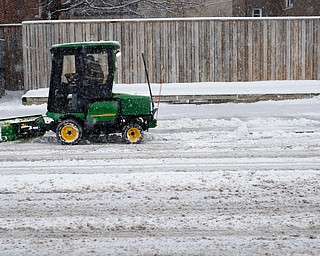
[122,123,143,144]
[56,119,83,145]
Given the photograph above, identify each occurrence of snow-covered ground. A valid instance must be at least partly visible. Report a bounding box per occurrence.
[1,81,320,255]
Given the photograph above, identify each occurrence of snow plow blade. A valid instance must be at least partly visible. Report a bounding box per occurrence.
[0,115,46,142]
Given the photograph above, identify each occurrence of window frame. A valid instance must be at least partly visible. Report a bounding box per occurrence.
[252,8,262,17]
[285,0,294,9]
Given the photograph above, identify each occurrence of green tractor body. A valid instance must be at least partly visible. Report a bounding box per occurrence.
[46,41,157,144]
[0,41,157,144]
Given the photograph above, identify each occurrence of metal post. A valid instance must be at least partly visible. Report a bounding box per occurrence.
[142,53,155,111]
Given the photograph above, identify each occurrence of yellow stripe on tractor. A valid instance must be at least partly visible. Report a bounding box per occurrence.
[89,113,117,118]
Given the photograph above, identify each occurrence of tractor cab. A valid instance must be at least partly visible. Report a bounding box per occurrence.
[48,41,120,114]
[46,41,157,145]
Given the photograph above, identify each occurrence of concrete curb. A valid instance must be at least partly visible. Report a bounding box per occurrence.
[157,93,320,104]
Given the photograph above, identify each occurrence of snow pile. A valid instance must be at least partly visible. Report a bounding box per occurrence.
[22,80,320,98]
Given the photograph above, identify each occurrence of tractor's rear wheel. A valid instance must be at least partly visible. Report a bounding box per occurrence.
[122,123,143,144]
[56,119,83,145]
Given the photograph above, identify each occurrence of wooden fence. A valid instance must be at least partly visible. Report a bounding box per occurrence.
[18,17,320,91]
[0,24,24,91]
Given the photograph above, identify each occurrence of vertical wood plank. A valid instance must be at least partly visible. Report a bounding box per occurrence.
[301,19,306,80]
[231,20,237,82]
[285,19,291,80]
[247,20,253,81]
[262,20,268,81]
[317,19,320,80]
[215,21,222,82]
[223,21,230,82]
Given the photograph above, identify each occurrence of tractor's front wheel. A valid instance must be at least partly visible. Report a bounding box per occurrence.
[122,123,143,144]
[56,119,83,145]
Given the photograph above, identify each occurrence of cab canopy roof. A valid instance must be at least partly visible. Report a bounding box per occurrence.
[51,41,120,50]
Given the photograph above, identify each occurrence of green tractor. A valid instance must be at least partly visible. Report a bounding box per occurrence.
[0,41,157,144]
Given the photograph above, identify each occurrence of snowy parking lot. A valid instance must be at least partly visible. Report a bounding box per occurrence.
[1,86,320,255]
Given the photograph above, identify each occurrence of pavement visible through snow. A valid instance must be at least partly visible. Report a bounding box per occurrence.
[1,84,320,255]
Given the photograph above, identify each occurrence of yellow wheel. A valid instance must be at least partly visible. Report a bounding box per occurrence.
[57,119,82,145]
[122,123,143,144]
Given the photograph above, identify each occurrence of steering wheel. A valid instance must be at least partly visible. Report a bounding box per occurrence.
[65,73,78,84]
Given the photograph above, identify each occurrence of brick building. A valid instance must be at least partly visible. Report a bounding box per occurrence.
[67,0,233,19]
[0,0,39,24]
[0,0,232,23]
[233,0,320,17]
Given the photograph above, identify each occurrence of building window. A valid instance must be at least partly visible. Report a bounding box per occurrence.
[286,0,294,8]
[252,8,262,17]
